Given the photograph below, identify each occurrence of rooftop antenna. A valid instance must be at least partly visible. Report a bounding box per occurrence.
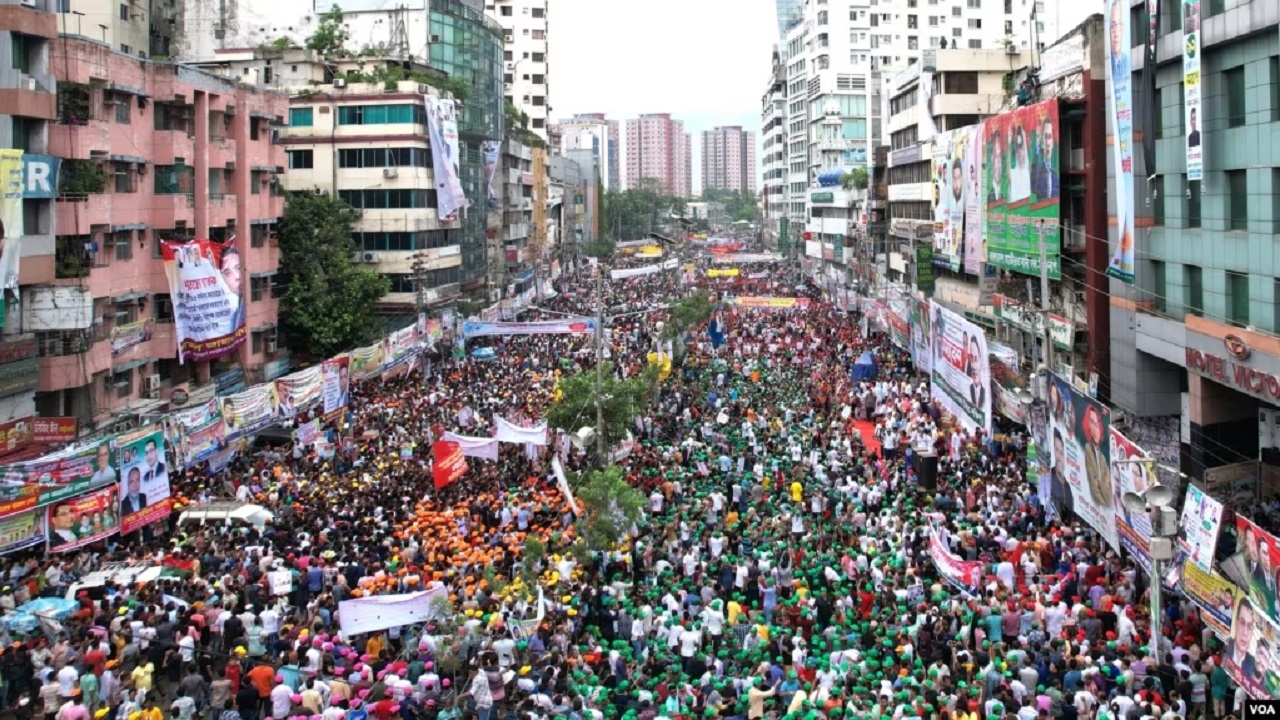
[389,4,410,60]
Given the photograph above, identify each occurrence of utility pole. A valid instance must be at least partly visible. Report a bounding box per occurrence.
[593,262,607,465]
[1038,219,1054,375]
[412,251,428,387]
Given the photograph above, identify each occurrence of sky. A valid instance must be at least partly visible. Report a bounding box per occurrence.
[548,0,778,195]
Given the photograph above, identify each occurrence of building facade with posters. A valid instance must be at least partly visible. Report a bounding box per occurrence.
[34,37,285,431]
[1106,0,1280,488]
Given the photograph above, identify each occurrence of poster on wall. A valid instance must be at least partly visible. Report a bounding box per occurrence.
[47,485,120,552]
[1179,482,1224,573]
[169,399,227,469]
[928,301,992,434]
[160,239,247,363]
[0,509,45,554]
[219,383,280,442]
[1223,595,1280,698]
[931,128,967,272]
[115,427,171,534]
[0,441,116,518]
[1183,0,1202,181]
[275,366,323,419]
[963,129,984,275]
[424,96,467,222]
[1110,428,1155,569]
[1105,0,1136,282]
[981,100,1062,278]
[482,140,500,209]
[1047,373,1120,552]
[321,356,351,418]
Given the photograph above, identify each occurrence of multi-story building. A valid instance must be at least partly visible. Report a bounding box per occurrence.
[782,20,809,251]
[774,0,805,38]
[700,126,757,194]
[871,0,1058,75]
[564,148,598,242]
[485,0,550,140]
[761,47,788,250]
[0,0,58,426]
[54,0,181,58]
[548,154,586,264]
[496,138,534,298]
[38,36,285,430]
[624,113,691,197]
[557,113,618,190]
[1108,0,1280,480]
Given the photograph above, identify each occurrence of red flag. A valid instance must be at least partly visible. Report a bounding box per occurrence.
[432,440,467,490]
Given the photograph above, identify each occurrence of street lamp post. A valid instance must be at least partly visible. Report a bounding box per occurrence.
[1120,473,1179,665]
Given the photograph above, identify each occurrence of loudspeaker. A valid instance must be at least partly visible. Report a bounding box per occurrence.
[914,449,939,492]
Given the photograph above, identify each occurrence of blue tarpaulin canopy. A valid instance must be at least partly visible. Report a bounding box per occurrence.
[850,351,877,381]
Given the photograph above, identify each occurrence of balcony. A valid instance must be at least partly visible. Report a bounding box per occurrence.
[152,131,195,167]
[151,192,196,230]
[38,324,176,393]
[54,193,113,236]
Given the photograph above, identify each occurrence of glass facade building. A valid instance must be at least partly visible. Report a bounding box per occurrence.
[775,0,805,39]
[429,0,505,288]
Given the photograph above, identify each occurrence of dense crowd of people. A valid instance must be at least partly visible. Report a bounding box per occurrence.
[0,255,1249,720]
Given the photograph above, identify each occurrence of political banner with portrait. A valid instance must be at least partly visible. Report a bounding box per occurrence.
[1223,595,1280,699]
[382,324,419,379]
[1183,0,1202,181]
[1179,482,1224,573]
[349,341,385,381]
[909,298,932,375]
[275,366,323,419]
[219,383,280,442]
[1235,515,1280,624]
[321,356,351,418]
[0,509,46,554]
[1047,373,1119,552]
[160,239,247,364]
[0,440,117,518]
[47,485,120,552]
[1110,428,1155,570]
[981,100,1061,278]
[928,301,992,434]
[963,129,984,275]
[931,127,969,272]
[1105,0,1136,282]
[929,524,984,589]
[1181,558,1243,637]
[168,399,226,469]
[110,318,155,356]
[114,427,171,534]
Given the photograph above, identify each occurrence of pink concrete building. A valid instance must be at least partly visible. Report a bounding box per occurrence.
[36,37,287,430]
[701,126,758,194]
[624,114,691,197]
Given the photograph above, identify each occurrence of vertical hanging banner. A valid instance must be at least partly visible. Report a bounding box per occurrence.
[432,441,467,491]
[161,239,248,363]
[321,356,351,419]
[381,324,420,380]
[928,301,992,434]
[1109,428,1155,570]
[931,128,966,272]
[981,100,1061,278]
[424,95,468,222]
[0,150,23,304]
[1183,0,1202,181]
[482,140,500,209]
[115,427,171,534]
[1047,373,1120,552]
[1105,0,1136,282]
[963,128,983,275]
[168,399,227,469]
[47,485,120,552]
[1178,483,1224,572]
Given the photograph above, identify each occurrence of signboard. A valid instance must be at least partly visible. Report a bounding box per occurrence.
[980,100,1062,278]
[993,294,1074,349]
[1047,373,1119,552]
[219,383,280,442]
[810,191,834,203]
[321,356,351,418]
[275,366,323,419]
[0,509,44,554]
[1105,0,1136,282]
[1180,559,1242,637]
[160,239,247,363]
[915,244,934,292]
[730,297,811,309]
[1178,482,1224,573]
[47,484,120,552]
[0,358,38,398]
[168,399,226,468]
[928,301,992,433]
[0,416,77,458]
[1183,0,1202,181]
[0,441,116,518]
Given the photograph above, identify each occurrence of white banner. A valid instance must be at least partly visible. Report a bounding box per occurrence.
[711,253,783,264]
[424,95,467,221]
[494,416,548,446]
[551,456,581,516]
[461,318,597,339]
[1179,482,1224,573]
[160,239,247,364]
[610,258,678,280]
[440,431,500,461]
[928,301,992,434]
[337,587,449,637]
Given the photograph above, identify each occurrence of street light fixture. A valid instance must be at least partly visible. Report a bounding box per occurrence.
[1120,473,1180,665]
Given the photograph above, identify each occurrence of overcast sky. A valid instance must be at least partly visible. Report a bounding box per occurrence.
[548,0,778,195]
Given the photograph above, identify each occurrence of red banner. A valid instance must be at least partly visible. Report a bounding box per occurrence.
[0,416,77,458]
[432,441,467,490]
[929,525,984,588]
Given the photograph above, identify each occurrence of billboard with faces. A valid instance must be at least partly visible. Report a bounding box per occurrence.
[980,100,1062,279]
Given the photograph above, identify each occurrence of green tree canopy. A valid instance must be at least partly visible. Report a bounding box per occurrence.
[278,192,391,358]
[572,465,646,554]
[601,179,688,242]
[700,188,761,224]
[665,291,716,340]
[841,167,869,192]
[547,361,655,453]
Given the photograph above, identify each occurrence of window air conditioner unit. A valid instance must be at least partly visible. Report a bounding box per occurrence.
[144,374,161,395]
[382,167,398,179]
[1005,44,1019,55]
[333,78,347,88]
[265,337,278,353]
[362,252,378,263]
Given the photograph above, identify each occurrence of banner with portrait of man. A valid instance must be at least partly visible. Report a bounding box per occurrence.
[1047,372,1119,552]
[114,426,171,534]
[928,301,992,434]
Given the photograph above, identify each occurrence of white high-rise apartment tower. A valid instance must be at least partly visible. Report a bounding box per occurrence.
[486,0,551,139]
[871,0,1058,74]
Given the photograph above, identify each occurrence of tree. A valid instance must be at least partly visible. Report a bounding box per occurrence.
[306,5,350,56]
[547,361,655,453]
[841,167,870,192]
[278,192,391,358]
[572,466,646,554]
[665,291,716,340]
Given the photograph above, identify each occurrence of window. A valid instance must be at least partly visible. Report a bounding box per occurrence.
[1151,175,1164,225]
[532,117,544,128]
[337,104,427,125]
[531,7,544,17]
[250,224,268,248]
[111,369,133,399]
[1225,67,1245,127]
[532,52,545,62]
[1272,57,1280,122]
[289,107,314,127]
[249,118,260,140]
[966,0,980,6]
[251,331,263,355]
[952,6,961,14]
[10,33,32,73]
[531,29,545,39]
[337,189,435,209]
[1186,265,1203,316]
[532,96,545,106]
[1274,169,1280,227]
[1131,6,1148,47]
[500,4,512,14]
[1151,260,1167,312]
[1186,177,1201,227]
[337,147,430,168]
[112,230,133,261]
[105,91,132,124]
[119,3,127,19]
[1226,170,1247,230]
[155,294,174,323]
[952,27,962,36]
[967,39,982,48]
[287,150,313,169]
[250,276,268,302]
[351,229,460,251]
[1226,272,1250,326]
[967,18,982,28]
[112,162,134,193]
[531,74,545,84]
